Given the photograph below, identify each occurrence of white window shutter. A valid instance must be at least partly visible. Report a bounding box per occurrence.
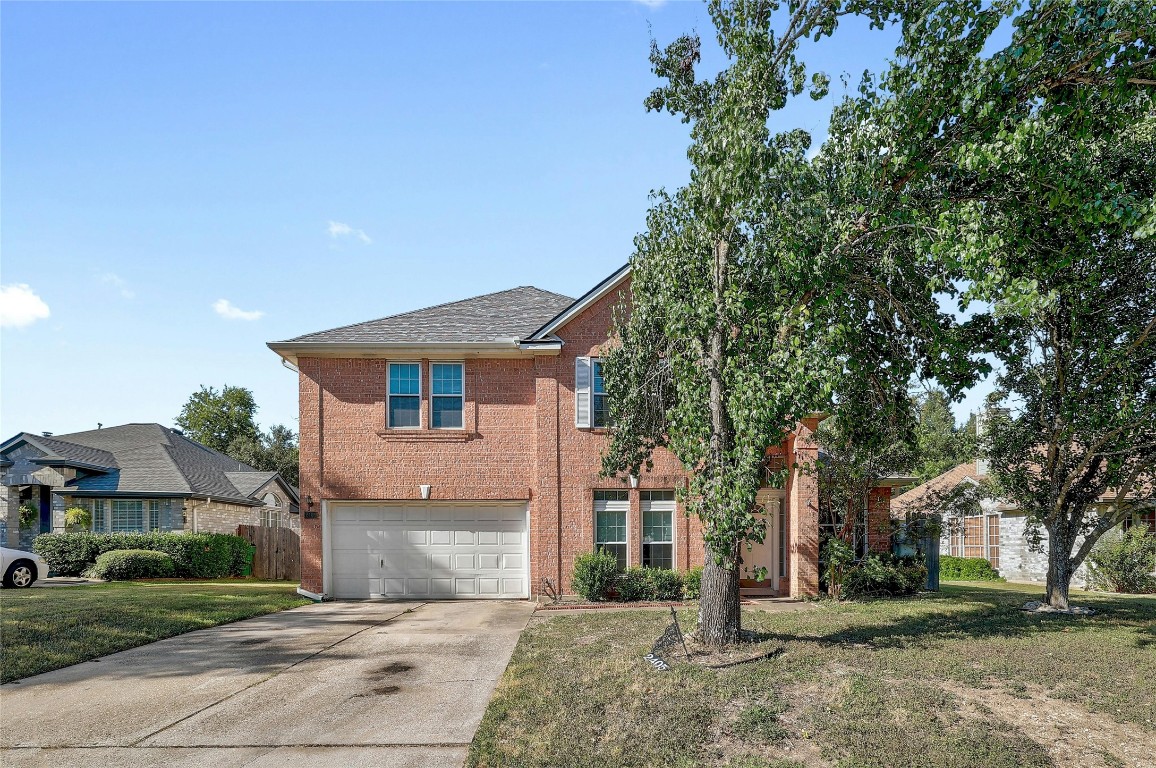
[575,356,591,428]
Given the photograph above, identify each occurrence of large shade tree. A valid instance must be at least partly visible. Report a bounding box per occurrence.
[600,0,989,645]
[851,0,1156,609]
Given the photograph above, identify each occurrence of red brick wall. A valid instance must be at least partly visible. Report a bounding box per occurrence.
[868,487,894,553]
[293,274,889,598]
[296,355,539,593]
[547,279,693,593]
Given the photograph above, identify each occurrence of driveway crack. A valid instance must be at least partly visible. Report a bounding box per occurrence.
[129,603,428,747]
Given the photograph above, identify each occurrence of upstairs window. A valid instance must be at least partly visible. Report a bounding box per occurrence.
[431,363,464,429]
[575,357,608,428]
[388,362,421,428]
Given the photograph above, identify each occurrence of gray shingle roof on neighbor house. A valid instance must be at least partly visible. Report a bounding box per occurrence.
[282,286,576,344]
[8,424,281,506]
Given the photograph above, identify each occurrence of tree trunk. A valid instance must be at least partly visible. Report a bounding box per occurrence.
[698,543,741,645]
[697,238,743,646]
[1045,522,1073,610]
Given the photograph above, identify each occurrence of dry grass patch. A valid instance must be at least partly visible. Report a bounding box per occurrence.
[468,583,1155,768]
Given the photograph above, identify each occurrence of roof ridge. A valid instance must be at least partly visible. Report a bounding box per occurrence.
[283,285,574,343]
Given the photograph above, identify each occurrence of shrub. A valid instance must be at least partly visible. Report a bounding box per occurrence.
[1087,527,1156,594]
[89,549,176,580]
[572,549,619,601]
[616,566,650,601]
[647,567,684,601]
[19,503,37,528]
[842,554,926,599]
[33,532,250,578]
[615,566,685,602]
[683,566,703,600]
[939,555,1002,581]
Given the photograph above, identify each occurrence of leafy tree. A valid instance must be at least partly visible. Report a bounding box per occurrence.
[176,386,299,486]
[913,390,975,482]
[175,385,260,454]
[846,0,1155,610]
[223,426,299,486]
[601,0,988,645]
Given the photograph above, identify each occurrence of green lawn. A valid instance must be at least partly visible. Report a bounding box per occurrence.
[469,582,1156,768]
[0,580,310,683]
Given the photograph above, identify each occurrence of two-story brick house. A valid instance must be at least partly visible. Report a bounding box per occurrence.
[269,265,899,601]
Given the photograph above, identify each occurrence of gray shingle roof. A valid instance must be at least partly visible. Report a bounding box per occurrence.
[282,286,575,344]
[10,424,274,505]
[31,434,118,469]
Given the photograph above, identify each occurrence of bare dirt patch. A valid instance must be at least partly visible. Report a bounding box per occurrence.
[945,681,1156,768]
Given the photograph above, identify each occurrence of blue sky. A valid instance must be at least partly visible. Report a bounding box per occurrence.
[1,1,990,438]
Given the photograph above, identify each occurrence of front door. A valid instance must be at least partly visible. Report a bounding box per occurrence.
[38,486,53,534]
[747,489,786,593]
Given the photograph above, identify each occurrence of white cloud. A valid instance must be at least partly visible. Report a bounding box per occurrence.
[632,0,669,8]
[0,284,51,328]
[99,272,135,299]
[213,299,264,321]
[327,220,372,245]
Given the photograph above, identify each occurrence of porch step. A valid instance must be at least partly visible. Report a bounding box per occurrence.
[739,586,779,598]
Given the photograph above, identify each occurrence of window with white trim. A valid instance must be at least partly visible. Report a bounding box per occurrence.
[86,499,107,532]
[431,362,464,429]
[148,500,161,531]
[388,362,421,428]
[641,490,675,569]
[594,490,629,570]
[575,357,608,428]
[112,500,145,533]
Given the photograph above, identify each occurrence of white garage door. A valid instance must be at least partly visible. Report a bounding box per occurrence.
[328,502,528,599]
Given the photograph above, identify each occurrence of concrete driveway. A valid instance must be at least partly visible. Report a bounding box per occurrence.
[0,599,534,767]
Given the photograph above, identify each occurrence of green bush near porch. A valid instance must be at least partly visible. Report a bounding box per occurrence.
[33,532,250,579]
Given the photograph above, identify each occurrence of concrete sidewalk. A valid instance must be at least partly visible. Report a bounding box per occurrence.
[0,599,534,767]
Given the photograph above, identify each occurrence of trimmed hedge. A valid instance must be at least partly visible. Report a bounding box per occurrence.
[939,555,1002,581]
[616,566,686,602]
[33,532,250,578]
[89,549,176,580]
[571,553,693,602]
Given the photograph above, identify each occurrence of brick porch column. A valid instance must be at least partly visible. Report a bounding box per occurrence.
[789,423,820,597]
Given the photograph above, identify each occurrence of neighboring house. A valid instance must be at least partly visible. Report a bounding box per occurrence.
[891,457,1155,587]
[0,424,299,549]
[268,265,906,601]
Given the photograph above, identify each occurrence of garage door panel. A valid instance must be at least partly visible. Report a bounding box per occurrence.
[329,502,528,599]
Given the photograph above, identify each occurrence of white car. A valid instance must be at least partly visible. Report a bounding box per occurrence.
[1,546,50,588]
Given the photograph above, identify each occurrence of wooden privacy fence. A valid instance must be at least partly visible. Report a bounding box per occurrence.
[237,525,301,581]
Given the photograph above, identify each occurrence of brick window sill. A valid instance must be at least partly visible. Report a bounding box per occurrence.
[376,429,475,442]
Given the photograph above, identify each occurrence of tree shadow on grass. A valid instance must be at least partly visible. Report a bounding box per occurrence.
[745,583,1156,650]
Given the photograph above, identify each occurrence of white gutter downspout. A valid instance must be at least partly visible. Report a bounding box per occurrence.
[296,587,325,602]
[191,497,211,533]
